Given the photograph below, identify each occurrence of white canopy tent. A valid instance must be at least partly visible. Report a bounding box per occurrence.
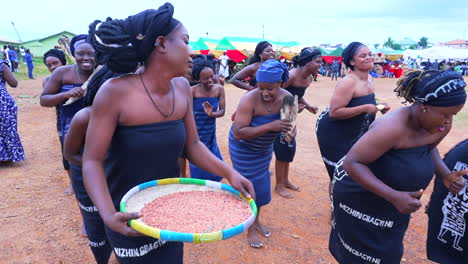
[403,46,468,61]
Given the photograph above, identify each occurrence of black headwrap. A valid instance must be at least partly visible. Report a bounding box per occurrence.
[192,58,214,81]
[43,49,67,65]
[70,34,90,57]
[89,2,180,73]
[410,70,467,107]
[342,41,365,70]
[292,47,322,67]
[249,41,272,65]
[123,4,180,62]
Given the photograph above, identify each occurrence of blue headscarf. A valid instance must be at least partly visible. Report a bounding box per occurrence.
[70,34,90,57]
[256,59,289,83]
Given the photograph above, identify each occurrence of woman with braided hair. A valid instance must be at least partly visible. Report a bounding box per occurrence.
[42,49,72,195]
[329,69,467,263]
[316,42,390,182]
[273,47,321,198]
[64,65,120,264]
[82,3,254,263]
[230,41,275,91]
[188,57,226,181]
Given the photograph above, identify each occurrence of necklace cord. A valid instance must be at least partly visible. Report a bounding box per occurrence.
[139,73,175,118]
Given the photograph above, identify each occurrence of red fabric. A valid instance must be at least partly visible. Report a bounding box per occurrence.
[226,50,247,63]
[322,56,342,64]
[388,68,403,78]
[199,50,210,55]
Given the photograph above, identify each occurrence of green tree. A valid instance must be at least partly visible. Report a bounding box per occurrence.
[418,37,428,48]
[393,43,402,50]
[374,43,380,49]
[383,37,394,48]
[408,45,416,50]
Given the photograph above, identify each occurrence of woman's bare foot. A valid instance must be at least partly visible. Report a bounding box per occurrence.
[275,185,294,199]
[286,181,300,191]
[256,222,272,237]
[247,226,263,248]
[64,185,74,196]
[81,225,87,237]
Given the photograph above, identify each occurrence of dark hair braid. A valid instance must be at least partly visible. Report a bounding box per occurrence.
[394,69,438,104]
[88,18,139,73]
[84,65,123,107]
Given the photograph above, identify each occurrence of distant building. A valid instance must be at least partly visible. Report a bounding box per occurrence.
[0,36,21,47]
[397,38,418,49]
[22,31,75,56]
[444,39,468,49]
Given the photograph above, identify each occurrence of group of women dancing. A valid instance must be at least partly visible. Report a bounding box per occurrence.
[0,2,461,263]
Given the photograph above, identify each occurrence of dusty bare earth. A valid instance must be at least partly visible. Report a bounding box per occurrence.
[1,76,466,264]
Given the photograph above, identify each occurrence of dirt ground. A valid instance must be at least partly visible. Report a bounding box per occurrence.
[1,76,467,264]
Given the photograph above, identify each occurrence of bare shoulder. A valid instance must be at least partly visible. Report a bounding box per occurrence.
[337,75,357,88]
[50,65,71,77]
[214,84,225,95]
[73,107,92,125]
[278,88,292,98]
[95,74,138,104]
[172,76,191,95]
[240,89,257,104]
[369,107,408,138]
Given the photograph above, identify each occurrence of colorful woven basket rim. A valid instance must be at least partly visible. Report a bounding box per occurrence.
[120,177,257,244]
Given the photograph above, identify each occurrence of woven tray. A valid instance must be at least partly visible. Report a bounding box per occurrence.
[120,178,257,243]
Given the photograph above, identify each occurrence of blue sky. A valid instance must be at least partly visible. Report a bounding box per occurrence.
[1,0,467,46]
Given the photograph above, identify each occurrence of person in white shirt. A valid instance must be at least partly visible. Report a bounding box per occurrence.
[219,51,230,79]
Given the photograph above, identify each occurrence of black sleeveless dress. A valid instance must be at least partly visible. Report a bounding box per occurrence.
[315,93,376,179]
[104,120,186,264]
[330,146,435,264]
[427,139,468,264]
[273,86,306,162]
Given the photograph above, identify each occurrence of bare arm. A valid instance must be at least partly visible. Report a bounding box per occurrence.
[329,78,377,119]
[42,76,49,89]
[182,80,255,198]
[230,65,256,91]
[431,137,467,193]
[64,108,90,166]
[343,120,423,214]
[210,85,225,118]
[40,67,84,107]
[82,80,140,236]
[2,63,18,87]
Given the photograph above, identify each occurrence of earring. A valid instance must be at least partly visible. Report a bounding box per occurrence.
[423,109,427,112]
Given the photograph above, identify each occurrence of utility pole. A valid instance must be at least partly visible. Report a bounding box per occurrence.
[11,21,22,42]
[262,24,265,39]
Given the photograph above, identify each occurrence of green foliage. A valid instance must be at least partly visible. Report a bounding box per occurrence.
[383,37,394,48]
[418,37,428,48]
[383,37,402,50]
[374,43,380,49]
[408,45,416,50]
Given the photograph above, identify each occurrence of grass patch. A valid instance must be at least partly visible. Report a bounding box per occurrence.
[12,57,50,81]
